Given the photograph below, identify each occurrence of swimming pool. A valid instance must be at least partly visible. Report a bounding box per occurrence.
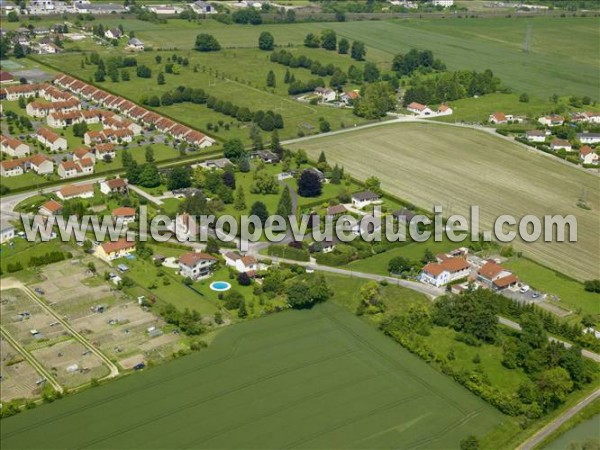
[210,281,232,292]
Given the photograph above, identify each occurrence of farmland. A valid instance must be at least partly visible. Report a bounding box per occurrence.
[289,122,600,282]
[0,302,507,449]
[37,16,600,99]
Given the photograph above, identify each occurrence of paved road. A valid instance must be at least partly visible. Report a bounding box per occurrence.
[517,387,600,450]
[0,325,63,394]
[1,279,120,380]
[127,184,164,206]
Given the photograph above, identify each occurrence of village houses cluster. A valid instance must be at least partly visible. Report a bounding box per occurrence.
[489,110,600,166]
[0,73,215,180]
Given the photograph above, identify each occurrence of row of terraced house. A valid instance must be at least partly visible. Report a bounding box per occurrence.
[53,74,215,148]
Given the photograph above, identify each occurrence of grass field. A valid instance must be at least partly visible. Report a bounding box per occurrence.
[35,46,372,143]
[0,301,507,449]
[44,16,600,99]
[289,122,600,282]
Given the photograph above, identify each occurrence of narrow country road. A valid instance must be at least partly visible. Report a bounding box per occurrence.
[0,280,120,380]
[0,325,63,394]
[517,387,600,450]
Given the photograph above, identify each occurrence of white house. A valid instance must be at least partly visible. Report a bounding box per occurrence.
[0,218,16,244]
[550,139,572,152]
[489,112,510,124]
[127,38,145,51]
[0,160,24,177]
[407,102,432,116]
[224,252,258,274]
[314,87,337,102]
[437,104,453,116]
[94,238,136,263]
[100,178,128,195]
[57,159,94,179]
[420,257,470,287]
[351,191,380,208]
[104,28,122,39]
[525,130,546,143]
[56,183,95,200]
[580,146,599,165]
[0,135,30,157]
[577,133,600,145]
[178,252,218,280]
[28,154,54,175]
[191,0,216,13]
[431,0,453,6]
[39,199,63,216]
[538,115,564,127]
[112,207,136,226]
[37,127,67,151]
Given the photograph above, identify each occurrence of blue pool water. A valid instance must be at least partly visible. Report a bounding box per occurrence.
[210,281,232,292]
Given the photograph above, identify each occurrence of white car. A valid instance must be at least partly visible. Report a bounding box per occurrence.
[519,285,530,294]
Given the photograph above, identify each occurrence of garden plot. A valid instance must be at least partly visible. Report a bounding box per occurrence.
[0,289,69,350]
[0,338,43,402]
[31,340,108,389]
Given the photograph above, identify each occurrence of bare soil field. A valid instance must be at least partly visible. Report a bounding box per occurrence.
[0,339,42,402]
[291,123,599,281]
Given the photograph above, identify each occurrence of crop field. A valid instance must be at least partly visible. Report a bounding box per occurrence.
[0,302,505,449]
[54,16,600,99]
[290,122,600,282]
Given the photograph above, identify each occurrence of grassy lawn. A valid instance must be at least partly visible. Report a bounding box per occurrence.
[290,122,600,282]
[345,239,463,275]
[35,46,373,143]
[0,239,72,273]
[0,301,509,450]
[503,257,599,318]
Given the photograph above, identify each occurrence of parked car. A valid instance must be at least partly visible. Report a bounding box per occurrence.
[34,288,45,295]
[519,285,530,294]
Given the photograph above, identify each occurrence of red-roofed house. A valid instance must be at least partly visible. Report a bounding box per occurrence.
[1,135,30,157]
[550,139,572,152]
[580,146,599,165]
[0,159,25,177]
[407,102,432,116]
[57,158,94,179]
[420,257,471,287]
[112,207,136,225]
[178,252,218,279]
[538,115,565,127]
[39,199,63,216]
[489,112,509,124]
[73,147,96,163]
[94,143,116,160]
[437,104,453,116]
[37,127,67,151]
[100,177,128,195]
[95,238,136,262]
[477,261,518,290]
[57,183,95,200]
[0,71,15,84]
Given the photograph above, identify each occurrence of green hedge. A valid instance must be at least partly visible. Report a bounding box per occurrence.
[267,245,310,261]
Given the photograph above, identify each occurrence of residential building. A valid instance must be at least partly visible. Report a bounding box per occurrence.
[489,112,509,124]
[407,102,432,116]
[191,0,215,14]
[525,130,546,143]
[0,218,16,243]
[314,87,336,102]
[538,115,564,127]
[224,252,258,274]
[94,143,117,160]
[580,146,599,165]
[326,204,347,217]
[420,257,470,287]
[253,150,279,164]
[56,183,95,200]
[37,127,67,151]
[39,199,63,216]
[0,159,24,177]
[112,207,136,225]
[437,104,453,115]
[178,252,218,279]
[199,158,232,170]
[58,159,94,179]
[0,70,15,84]
[27,154,54,174]
[351,191,380,208]
[340,91,359,106]
[126,38,145,51]
[577,133,600,145]
[1,135,30,157]
[99,177,128,195]
[550,139,572,152]
[477,261,518,290]
[95,238,136,262]
[391,208,417,223]
[431,0,453,6]
[104,28,122,39]
[73,147,96,163]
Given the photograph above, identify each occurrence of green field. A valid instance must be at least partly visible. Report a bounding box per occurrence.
[35,46,372,143]
[289,122,600,282]
[0,301,506,449]
[44,16,600,99]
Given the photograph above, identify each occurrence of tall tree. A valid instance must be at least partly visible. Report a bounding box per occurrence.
[234,186,247,210]
[258,31,275,50]
[338,38,349,54]
[276,186,293,218]
[266,70,276,87]
[297,170,322,197]
[249,201,269,226]
[351,41,366,61]
[320,29,337,51]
